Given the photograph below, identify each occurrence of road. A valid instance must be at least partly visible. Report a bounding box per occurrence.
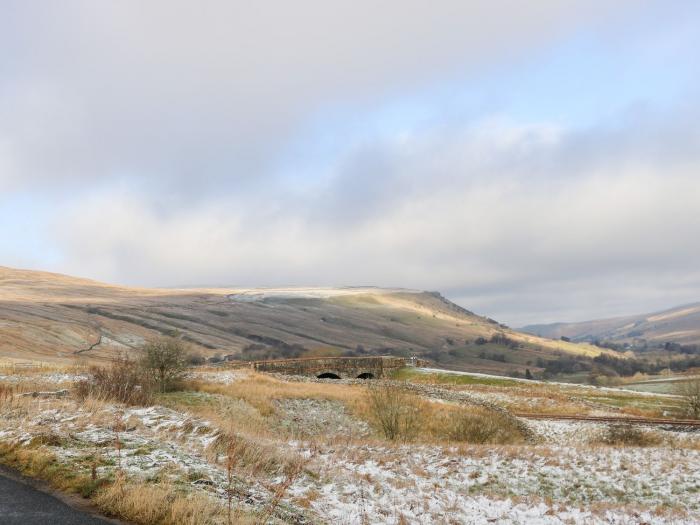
[0,467,115,525]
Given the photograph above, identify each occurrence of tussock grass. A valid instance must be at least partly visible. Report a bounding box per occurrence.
[191,373,367,416]
[0,441,251,525]
[205,430,303,477]
[95,479,246,525]
[190,374,527,445]
[0,441,106,497]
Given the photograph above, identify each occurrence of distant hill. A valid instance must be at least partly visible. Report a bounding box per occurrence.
[521,302,700,346]
[0,266,609,371]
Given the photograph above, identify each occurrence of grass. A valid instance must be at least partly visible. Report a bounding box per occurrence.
[0,441,106,497]
[391,366,686,418]
[392,367,521,387]
[180,373,527,445]
[188,372,368,417]
[95,479,248,525]
[0,440,255,524]
[4,364,699,523]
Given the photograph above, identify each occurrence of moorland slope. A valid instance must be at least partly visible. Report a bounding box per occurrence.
[522,302,700,346]
[0,266,606,370]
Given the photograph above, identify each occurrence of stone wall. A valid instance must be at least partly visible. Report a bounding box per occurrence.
[244,355,425,379]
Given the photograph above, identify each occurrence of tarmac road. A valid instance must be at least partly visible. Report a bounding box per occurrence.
[0,467,115,525]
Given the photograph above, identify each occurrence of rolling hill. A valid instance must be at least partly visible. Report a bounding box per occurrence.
[521,302,700,346]
[0,266,608,372]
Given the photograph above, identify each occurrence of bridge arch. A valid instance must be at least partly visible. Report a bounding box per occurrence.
[317,372,341,379]
[356,372,374,379]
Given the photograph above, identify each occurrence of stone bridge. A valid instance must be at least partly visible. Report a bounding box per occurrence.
[238,355,425,379]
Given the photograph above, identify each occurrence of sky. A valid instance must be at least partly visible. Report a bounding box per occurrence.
[2,1,700,326]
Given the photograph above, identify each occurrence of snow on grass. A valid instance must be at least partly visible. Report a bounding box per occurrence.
[0,372,88,384]
[289,440,700,524]
[0,399,283,513]
[0,396,318,523]
[416,368,680,398]
[1,371,698,524]
[187,370,246,385]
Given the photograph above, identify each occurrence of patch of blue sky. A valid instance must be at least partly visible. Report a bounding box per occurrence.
[0,192,61,267]
[273,2,699,187]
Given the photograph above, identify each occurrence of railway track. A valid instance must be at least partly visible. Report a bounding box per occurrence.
[515,412,700,427]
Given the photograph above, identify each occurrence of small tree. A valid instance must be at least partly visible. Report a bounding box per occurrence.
[676,378,700,419]
[140,337,187,393]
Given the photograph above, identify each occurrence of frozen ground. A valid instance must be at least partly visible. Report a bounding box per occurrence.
[1,371,699,524]
[417,368,681,398]
[0,398,310,522]
[0,372,88,384]
[292,438,700,524]
[188,370,245,385]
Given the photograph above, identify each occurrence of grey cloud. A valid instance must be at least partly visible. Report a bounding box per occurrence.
[3,1,697,327]
[1,0,630,196]
[48,104,700,327]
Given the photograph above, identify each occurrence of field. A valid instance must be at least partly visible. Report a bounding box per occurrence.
[1,363,698,524]
[621,374,700,394]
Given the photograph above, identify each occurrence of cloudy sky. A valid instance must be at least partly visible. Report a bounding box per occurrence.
[2,1,700,326]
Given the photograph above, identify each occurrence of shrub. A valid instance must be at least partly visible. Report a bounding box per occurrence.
[140,337,188,393]
[366,384,420,442]
[447,408,526,445]
[187,353,207,366]
[75,355,153,405]
[676,378,700,419]
[599,423,662,447]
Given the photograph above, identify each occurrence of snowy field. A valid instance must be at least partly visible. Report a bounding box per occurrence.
[1,370,699,524]
[289,420,700,524]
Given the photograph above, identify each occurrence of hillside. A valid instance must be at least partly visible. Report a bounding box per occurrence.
[0,266,606,370]
[522,302,700,346]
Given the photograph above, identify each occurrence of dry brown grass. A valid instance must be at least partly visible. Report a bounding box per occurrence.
[192,373,367,416]
[0,441,107,498]
[191,374,527,445]
[205,430,304,477]
[94,479,248,525]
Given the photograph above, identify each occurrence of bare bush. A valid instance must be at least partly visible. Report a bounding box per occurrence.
[366,384,421,442]
[186,352,207,366]
[75,355,153,405]
[447,408,526,444]
[676,378,700,419]
[599,423,662,447]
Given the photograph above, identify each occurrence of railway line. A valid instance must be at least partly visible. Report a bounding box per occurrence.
[515,412,700,428]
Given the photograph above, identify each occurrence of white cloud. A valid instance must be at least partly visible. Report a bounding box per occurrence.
[49,112,700,325]
[3,1,699,325]
[0,1,629,192]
